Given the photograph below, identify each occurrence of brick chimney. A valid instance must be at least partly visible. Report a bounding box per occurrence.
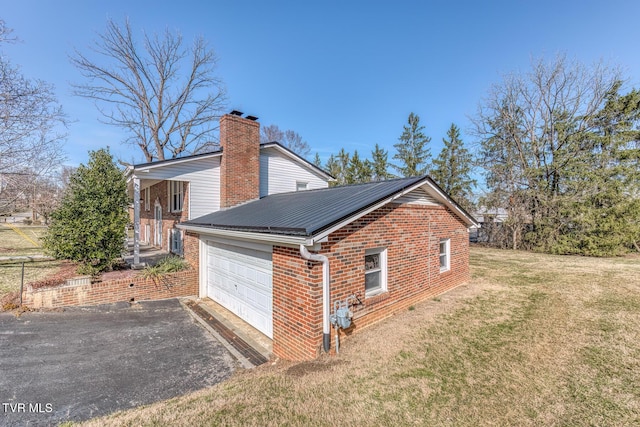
[219,112,260,208]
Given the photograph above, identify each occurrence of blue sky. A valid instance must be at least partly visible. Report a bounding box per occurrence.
[3,0,640,180]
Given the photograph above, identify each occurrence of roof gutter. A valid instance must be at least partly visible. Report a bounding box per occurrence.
[299,244,331,353]
[176,223,313,246]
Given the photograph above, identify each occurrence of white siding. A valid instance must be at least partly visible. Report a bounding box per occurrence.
[138,157,220,220]
[259,147,329,196]
[395,187,440,206]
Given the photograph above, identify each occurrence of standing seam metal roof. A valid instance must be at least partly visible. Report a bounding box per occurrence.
[184,176,428,237]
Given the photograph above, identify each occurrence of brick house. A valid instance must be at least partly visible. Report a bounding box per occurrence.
[127,111,478,361]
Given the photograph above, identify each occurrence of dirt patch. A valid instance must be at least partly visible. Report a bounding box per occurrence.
[28,261,78,290]
[285,358,349,377]
[99,268,138,281]
[1,291,20,311]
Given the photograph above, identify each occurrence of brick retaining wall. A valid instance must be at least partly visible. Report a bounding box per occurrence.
[22,269,198,309]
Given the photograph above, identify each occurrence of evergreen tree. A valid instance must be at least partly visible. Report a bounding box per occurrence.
[325,154,342,187]
[371,143,393,181]
[345,150,373,184]
[431,124,476,211]
[328,148,351,186]
[552,85,640,255]
[42,149,130,273]
[475,55,640,254]
[312,152,322,168]
[392,112,431,177]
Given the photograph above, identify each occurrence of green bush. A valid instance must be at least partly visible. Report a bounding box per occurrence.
[140,256,190,280]
[42,149,129,273]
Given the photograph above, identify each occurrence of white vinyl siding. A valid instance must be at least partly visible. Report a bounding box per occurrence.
[137,156,220,220]
[259,147,329,196]
[395,187,440,206]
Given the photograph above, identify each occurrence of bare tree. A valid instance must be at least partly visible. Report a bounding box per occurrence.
[260,124,311,158]
[473,54,631,253]
[260,124,284,144]
[70,18,227,162]
[0,19,67,215]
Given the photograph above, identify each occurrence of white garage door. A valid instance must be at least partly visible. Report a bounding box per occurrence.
[206,240,273,338]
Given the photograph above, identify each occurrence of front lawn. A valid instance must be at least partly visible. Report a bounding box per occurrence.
[0,224,48,257]
[81,246,640,426]
[0,224,63,305]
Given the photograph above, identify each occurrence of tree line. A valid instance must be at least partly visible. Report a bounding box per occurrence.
[3,16,639,257]
[312,114,476,213]
[474,55,640,256]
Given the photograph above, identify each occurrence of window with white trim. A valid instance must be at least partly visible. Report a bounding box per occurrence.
[364,248,387,296]
[296,181,309,191]
[144,187,150,211]
[170,228,183,255]
[439,239,450,272]
[168,181,183,212]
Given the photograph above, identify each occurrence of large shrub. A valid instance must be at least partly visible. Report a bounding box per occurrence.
[43,148,129,273]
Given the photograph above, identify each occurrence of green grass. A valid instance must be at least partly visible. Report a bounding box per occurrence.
[0,225,61,300]
[0,260,63,297]
[75,247,640,426]
[0,225,48,256]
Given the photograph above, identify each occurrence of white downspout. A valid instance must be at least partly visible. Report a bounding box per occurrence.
[299,244,331,353]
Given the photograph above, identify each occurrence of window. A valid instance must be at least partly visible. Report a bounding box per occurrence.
[170,228,183,255]
[169,181,183,212]
[439,239,450,272]
[364,248,387,296]
[144,187,150,211]
[296,181,309,191]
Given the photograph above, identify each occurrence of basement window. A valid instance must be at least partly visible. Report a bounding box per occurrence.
[365,248,387,296]
[439,239,450,272]
[169,181,183,212]
[170,229,183,255]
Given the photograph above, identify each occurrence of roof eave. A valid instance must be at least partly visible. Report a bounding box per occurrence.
[176,223,313,246]
[131,151,223,172]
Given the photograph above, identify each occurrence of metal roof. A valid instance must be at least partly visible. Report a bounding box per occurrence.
[184,176,430,237]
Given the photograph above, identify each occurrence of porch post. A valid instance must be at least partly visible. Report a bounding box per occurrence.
[133,175,141,265]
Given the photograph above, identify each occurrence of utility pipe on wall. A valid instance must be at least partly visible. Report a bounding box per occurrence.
[299,244,331,353]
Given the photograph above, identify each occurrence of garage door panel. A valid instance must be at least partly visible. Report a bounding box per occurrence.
[206,240,273,338]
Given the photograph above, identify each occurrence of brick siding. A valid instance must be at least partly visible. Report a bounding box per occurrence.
[22,269,198,309]
[272,202,470,361]
[219,114,260,208]
[138,180,189,254]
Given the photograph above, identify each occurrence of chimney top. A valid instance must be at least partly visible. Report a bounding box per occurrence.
[230,110,243,116]
[245,115,259,121]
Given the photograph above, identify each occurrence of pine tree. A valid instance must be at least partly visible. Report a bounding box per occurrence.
[392,112,431,177]
[42,148,130,273]
[431,123,476,211]
[552,85,640,255]
[312,152,322,168]
[371,143,393,181]
[345,150,373,184]
[325,154,344,187]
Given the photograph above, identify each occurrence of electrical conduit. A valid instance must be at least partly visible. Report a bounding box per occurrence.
[299,244,331,353]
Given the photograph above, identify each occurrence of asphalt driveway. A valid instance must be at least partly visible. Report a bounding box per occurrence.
[0,299,236,426]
